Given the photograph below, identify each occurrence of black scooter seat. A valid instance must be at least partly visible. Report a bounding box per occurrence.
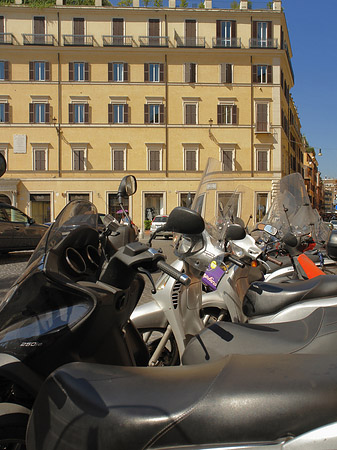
[243,274,337,317]
[27,354,337,449]
[182,307,337,364]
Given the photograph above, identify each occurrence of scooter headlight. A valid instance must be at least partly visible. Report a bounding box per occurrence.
[230,242,244,258]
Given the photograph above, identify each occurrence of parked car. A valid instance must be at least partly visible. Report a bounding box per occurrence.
[0,203,48,253]
[330,219,337,230]
[150,215,172,239]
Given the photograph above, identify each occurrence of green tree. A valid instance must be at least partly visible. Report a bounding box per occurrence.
[154,0,162,6]
[117,0,132,5]
[198,1,205,7]
[248,0,252,8]
[180,0,188,7]
[267,1,273,9]
[230,1,239,9]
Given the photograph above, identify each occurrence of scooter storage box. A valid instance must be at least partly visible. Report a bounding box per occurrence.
[327,230,337,261]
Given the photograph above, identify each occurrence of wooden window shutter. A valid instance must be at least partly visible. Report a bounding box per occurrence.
[231,21,237,38]
[144,104,149,124]
[45,62,50,81]
[108,103,113,123]
[220,64,225,83]
[226,64,232,83]
[45,103,50,123]
[84,63,89,81]
[217,104,224,125]
[124,104,129,123]
[69,62,74,81]
[216,20,221,38]
[108,63,113,82]
[159,104,164,124]
[144,63,149,82]
[69,103,74,123]
[0,16,3,34]
[4,103,9,123]
[84,103,89,123]
[257,104,268,132]
[252,65,257,83]
[4,61,9,80]
[159,63,164,82]
[267,21,272,39]
[252,21,257,38]
[190,63,196,83]
[232,105,237,124]
[124,63,129,82]
[185,63,190,82]
[29,103,34,123]
[29,62,35,81]
[267,65,272,83]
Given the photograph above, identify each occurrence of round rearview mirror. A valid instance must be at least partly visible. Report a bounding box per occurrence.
[118,175,137,198]
[0,154,6,178]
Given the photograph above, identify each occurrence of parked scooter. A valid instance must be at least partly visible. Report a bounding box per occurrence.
[26,196,337,450]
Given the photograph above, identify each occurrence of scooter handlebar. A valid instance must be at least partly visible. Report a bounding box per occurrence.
[266,255,283,266]
[227,255,245,268]
[157,260,191,286]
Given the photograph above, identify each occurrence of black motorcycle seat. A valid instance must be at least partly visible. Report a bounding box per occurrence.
[182,307,337,364]
[26,354,337,450]
[243,274,337,317]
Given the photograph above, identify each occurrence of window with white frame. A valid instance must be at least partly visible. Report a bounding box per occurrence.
[29,99,50,124]
[69,100,89,124]
[69,62,89,82]
[144,63,164,82]
[184,63,196,83]
[33,147,48,171]
[111,146,126,171]
[221,148,235,171]
[184,146,198,171]
[29,61,50,82]
[256,192,269,222]
[147,146,162,171]
[256,148,270,171]
[184,102,198,125]
[255,102,269,132]
[217,102,237,125]
[144,99,164,124]
[253,65,272,84]
[0,101,9,123]
[72,147,86,171]
[0,61,8,81]
[218,192,240,218]
[220,63,233,84]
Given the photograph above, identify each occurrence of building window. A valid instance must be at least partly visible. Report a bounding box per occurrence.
[72,148,86,171]
[256,103,269,132]
[148,18,160,46]
[220,63,233,84]
[253,21,272,47]
[148,148,162,171]
[73,17,85,45]
[221,149,234,171]
[0,61,9,81]
[217,104,237,125]
[180,192,195,207]
[184,103,197,125]
[144,63,164,82]
[184,148,198,171]
[29,103,50,123]
[256,192,269,222]
[108,103,128,124]
[69,103,89,124]
[253,65,272,83]
[0,102,9,123]
[256,149,269,171]
[218,192,240,217]
[216,20,236,47]
[33,148,47,170]
[30,193,51,224]
[69,62,89,82]
[144,103,164,124]
[108,62,128,82]
[29,61,50,81]
[184,63,196,83]
[111,147,126,171]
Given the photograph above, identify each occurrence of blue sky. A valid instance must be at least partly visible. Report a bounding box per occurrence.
[281,0,337,179]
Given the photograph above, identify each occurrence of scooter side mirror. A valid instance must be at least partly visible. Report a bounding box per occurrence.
[225,224,246,241]
[283,232,298,248]
[0,153,6,178]
[263,224,278,236]
[117,175,137,199]
[164,207,205,234]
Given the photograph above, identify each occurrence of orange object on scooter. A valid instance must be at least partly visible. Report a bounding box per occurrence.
[297,253,325,279]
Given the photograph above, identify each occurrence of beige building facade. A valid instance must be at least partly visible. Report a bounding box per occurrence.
[0,0,302,230]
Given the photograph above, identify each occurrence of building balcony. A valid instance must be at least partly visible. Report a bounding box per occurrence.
[138,36,168,47]
[249,38,278,49]
[212,37,241,48]
[102,35,133,47]
[63,34,94,46]
[176,36,206,48]
[22,34,55,46]
[0,33,14,45]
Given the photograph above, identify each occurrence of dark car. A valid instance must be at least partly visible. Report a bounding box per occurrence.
[0,202,48,253]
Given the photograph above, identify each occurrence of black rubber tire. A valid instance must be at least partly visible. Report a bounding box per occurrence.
[0,407,29,450]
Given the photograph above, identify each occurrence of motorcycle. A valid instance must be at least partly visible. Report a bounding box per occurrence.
[26,192,337,450]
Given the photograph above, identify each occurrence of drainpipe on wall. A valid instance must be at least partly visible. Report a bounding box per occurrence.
[57,52,62,178]
[165,15,169,178]
[250,55,254,177]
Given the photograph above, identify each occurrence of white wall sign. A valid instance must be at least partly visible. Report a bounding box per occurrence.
[13,134,27,154]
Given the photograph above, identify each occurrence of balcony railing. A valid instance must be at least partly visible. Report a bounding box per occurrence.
[212,37,241,48]
[0,33,14,45]
[63,34,94,46]
[138,36,168,47]
[250,38,278,49]
[176,36,206,48]
[102,35,133,47]
[22,34,55,46]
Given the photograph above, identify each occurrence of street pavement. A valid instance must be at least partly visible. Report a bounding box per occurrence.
[0,235,176,303]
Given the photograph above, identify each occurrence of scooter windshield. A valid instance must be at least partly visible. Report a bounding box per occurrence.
[26,200,99,269]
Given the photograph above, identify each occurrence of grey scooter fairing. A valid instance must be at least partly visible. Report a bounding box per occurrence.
[27,353,337,450]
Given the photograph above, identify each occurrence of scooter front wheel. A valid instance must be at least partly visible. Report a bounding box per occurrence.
[140,328,179,366]
[0,403,30,450]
